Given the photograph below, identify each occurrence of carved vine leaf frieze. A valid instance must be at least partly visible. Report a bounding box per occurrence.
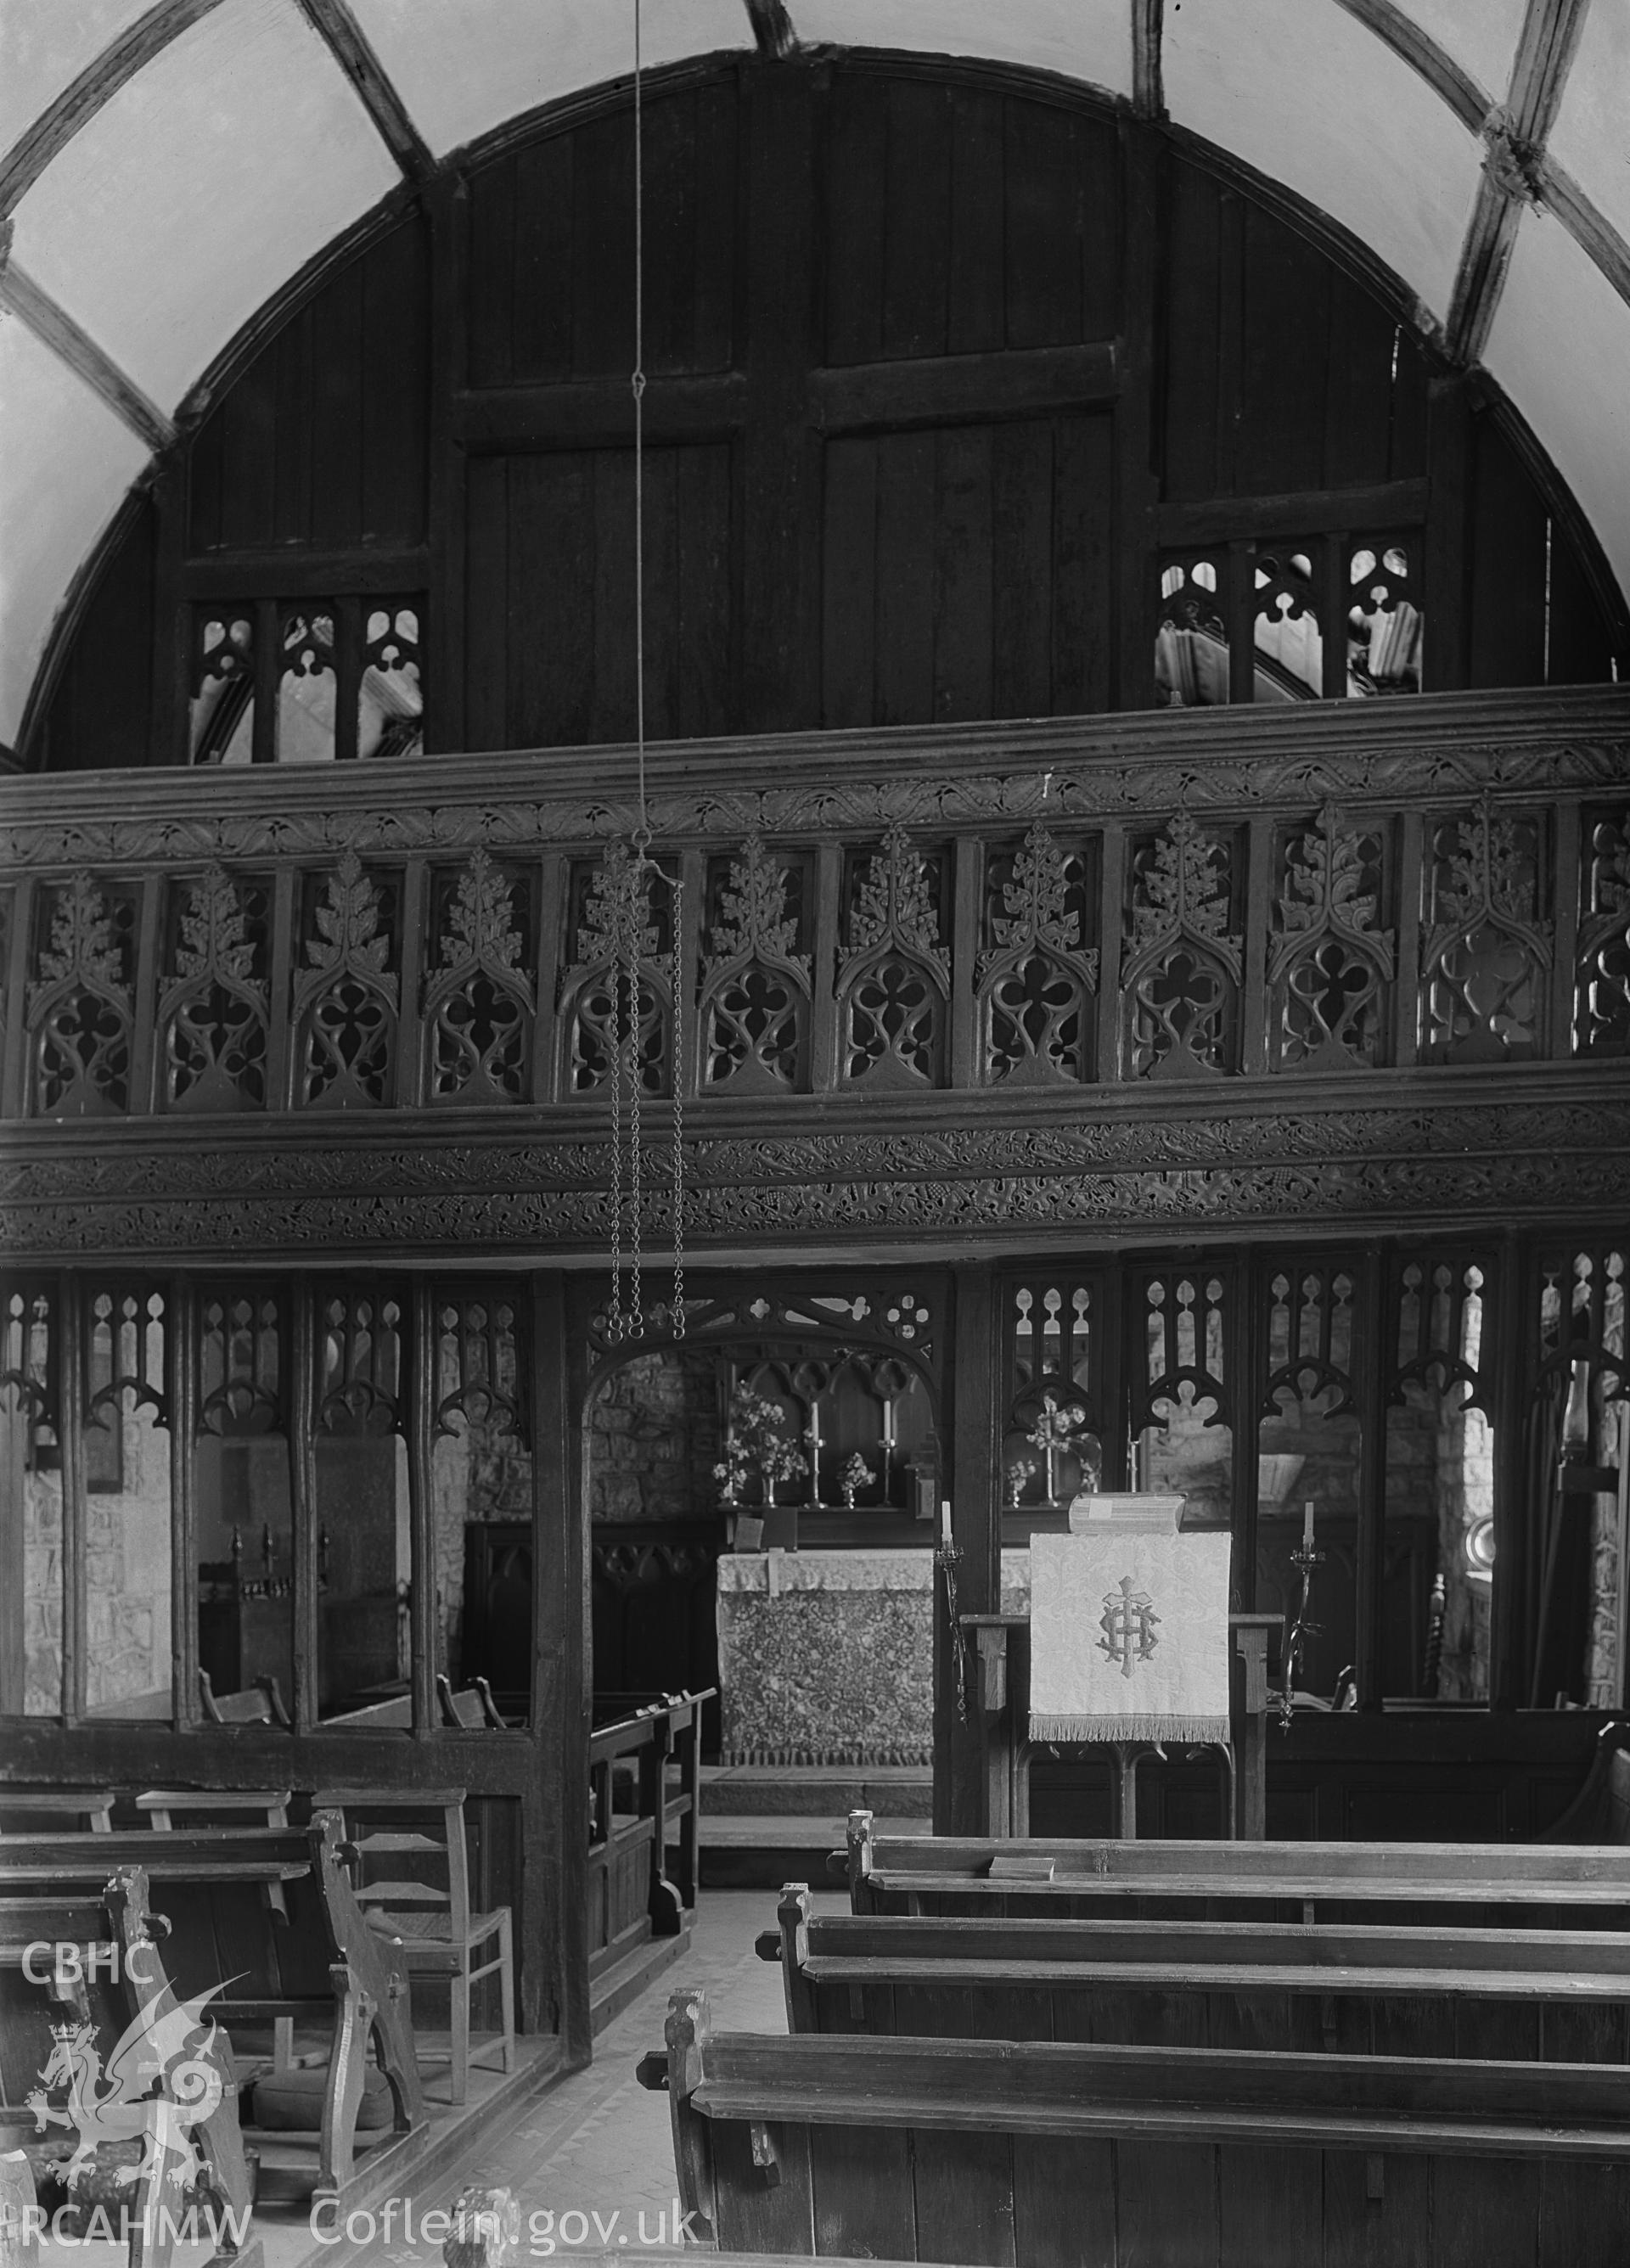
[294,851,399,1109]
[1270,806,1396,1073]
[8,1145,1630,1259]
[424,850,533,1107]
[975,822,1099,1088]
[840,827,948,1091]
[159,866,269,1113]
[5,731,1630,873]
[25,873,134,1117]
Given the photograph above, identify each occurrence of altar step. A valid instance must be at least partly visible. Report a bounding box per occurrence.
[698,1764,933,1889]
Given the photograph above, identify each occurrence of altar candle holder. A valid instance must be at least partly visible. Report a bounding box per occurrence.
[1276,1506,1324,1732]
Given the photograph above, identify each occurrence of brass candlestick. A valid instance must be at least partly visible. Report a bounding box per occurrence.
[1275,1535,1324,1732]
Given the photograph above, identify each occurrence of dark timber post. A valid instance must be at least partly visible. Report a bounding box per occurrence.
[942,1261,998,1834]
[531,1270,587,2057]
[1489,1229,1530,1712]
[1353,1243,1388,1713]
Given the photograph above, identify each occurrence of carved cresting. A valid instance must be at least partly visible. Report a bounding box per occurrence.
[293,850,400,1108]
[159,866,269,1111]
[424,851,534,1105]
[1123,812,1242,1079]
[976,820,1098,1085]
[3,699,1630,1259]
[25,873,134,1115]
[839,825,949,1089]
[700,837,811,1092]
[1270,805,1396,1071]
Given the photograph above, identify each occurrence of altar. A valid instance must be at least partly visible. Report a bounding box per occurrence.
[715,1547,1032,1765]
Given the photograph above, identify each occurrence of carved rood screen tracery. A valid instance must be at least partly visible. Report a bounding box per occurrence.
[3,772,1627,1138]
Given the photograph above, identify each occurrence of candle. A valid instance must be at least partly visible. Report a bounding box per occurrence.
[940,1499,952,1546]
[1302,1500,1315,1551]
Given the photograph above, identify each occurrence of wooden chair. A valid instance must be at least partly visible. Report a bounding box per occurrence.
[315,1785,514,2104]
[0,1788,115,1832]
[436,1672,508,1729]
[198,1666,291,1725]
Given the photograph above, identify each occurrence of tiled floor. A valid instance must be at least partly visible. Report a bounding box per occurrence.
[434,1889,830,2257]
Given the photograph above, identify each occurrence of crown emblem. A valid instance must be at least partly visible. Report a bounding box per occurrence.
[49,2020,82,2041]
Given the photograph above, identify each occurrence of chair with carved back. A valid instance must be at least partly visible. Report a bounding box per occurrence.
[313,1785,514,2105]
[436,1672,508,1729]
[198,1666,291,1726]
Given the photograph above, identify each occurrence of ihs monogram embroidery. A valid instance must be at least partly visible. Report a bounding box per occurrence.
[1097,1575,1161,1679]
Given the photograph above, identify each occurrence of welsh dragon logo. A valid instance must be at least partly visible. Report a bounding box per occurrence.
[27,1977,229,2195]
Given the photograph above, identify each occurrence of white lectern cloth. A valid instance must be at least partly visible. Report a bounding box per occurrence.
[1028,1529,1233,1744]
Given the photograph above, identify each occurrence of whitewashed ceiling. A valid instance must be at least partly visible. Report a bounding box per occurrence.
[1,0,1626,747]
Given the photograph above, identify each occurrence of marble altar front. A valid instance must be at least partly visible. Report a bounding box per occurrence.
[716,1547,1031,1765]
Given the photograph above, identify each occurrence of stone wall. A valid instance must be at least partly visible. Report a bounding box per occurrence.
[587,1350,723,1524]
[25,1396,172,1716]
[23,1464,63,1715]
[433,1414,532,1678]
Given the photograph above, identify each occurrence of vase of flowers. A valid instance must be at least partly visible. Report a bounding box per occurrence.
[1005,1454,1038,1507]
[714,1386,809,1511]
[1026,1393,1088,1503]
[840,1451,874,1510]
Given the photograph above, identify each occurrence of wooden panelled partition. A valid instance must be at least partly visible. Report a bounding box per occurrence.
[18,53,1625,771]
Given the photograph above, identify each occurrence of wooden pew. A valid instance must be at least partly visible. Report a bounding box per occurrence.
[762,1882,1630,2061]
[638,1984,1630,2268]
[0,1863,258,2268]
[0,1817,425,2202]
[0,1791,115,1833]
[839,1810,1630,1928]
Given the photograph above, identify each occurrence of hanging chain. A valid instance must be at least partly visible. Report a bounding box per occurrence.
[670,869,686,1339]
[626,873,644,1341]
[606,907,626,1345]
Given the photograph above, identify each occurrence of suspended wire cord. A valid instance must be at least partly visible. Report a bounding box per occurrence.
[632,0,649,847]
[610,0,685,1342]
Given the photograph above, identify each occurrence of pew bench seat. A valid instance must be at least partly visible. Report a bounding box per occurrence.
[640,1986,1630,2268]
[839,1813,1630,1927]
[762,1889,1630,2058]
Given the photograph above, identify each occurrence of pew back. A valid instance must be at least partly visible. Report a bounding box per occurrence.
[644,1987,1630,2268]
[765,1886,1630,2062]
[841,1812,1630,1927]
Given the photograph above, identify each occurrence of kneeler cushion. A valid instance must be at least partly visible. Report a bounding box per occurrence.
[252,2063,394,2130]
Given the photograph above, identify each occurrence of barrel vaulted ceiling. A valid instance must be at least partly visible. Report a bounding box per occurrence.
[1,0,1627,749]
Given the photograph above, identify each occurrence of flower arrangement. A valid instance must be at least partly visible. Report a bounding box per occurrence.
[713,1385,809,1504]
[1026,1393,1087,1455]
[1005,1454,1038,1505]
[840,1451,874,1509]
